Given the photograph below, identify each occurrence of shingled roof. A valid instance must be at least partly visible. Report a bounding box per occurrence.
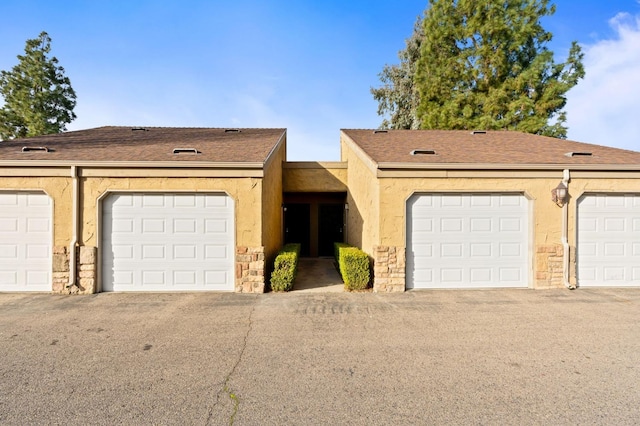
[0,127,286,165]
[341,129,640,169]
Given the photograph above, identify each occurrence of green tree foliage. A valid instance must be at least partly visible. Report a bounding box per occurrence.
[415,0,584,138]
[0,31,77,140]
[371,15,424,129]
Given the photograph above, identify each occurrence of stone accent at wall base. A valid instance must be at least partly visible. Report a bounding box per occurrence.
[77,246,97,294]
[373,246,405,292]
[52,246,70,293]
[52,246,96,294]
[535,244,566,289]
[236,246,265,293]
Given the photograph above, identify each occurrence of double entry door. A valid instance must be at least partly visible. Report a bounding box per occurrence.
[284,195,345,257]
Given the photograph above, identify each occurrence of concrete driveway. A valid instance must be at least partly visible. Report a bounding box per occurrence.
[1,289,639,425]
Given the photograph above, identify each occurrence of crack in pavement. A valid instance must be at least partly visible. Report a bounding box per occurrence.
[206,295,257,425]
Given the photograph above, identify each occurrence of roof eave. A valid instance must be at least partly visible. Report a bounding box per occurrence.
[376,162,640,171]
[0,160,265,169]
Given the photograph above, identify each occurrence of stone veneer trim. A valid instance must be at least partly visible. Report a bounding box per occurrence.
[373,245,405,293]
[535,244,567,289]
[236,246,265,293]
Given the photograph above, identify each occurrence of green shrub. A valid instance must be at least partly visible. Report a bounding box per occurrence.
[270,244,301,292]
[334,243,370,291]
[334,242,350,274]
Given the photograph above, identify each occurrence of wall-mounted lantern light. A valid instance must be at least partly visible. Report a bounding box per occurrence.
[552,182,568,207]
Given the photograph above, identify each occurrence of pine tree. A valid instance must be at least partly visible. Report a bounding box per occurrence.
[0,31,77,140]
[414,0,584,138]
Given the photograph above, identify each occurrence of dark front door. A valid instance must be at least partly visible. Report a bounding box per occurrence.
[318,204,344,257]
[284,204,311,256]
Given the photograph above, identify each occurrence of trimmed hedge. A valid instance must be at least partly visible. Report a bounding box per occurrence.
[270,243,301,292]
[334,243,370,291]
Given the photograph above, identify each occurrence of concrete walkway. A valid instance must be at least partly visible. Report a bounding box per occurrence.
[293,257,344,292]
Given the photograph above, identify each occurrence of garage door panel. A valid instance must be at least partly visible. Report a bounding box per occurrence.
[205,245,229,259]
[102,192,234,292]
[27,245,49,259]
[0,271,18,285]
[0,218,18,233]
[470,218,492,232]
[142,218,165,233]
[470,243,491,257]
[0,192,52,291]
[174,219,197,233]
[604,218,626,232]
[408,193,529,289]
[499,268,522,282]
[470,268,492,282]
[470,195,491,206]
[440,218,463,232]
[205,219,229,234]
[577,194,640,287]
[205,270,228,285]
[500,243,521,257]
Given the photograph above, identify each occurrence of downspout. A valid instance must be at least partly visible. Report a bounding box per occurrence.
[561,169,575,289]
[67,165,79,289]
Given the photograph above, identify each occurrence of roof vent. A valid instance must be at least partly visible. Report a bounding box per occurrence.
[132,127,148,132]
[565,152,592,157]
[21,146,50,153]
[224,128,241,133]
[471,130,487,135]
[172,148,200,155]
[411,149,437,156]
[373,130,388,134]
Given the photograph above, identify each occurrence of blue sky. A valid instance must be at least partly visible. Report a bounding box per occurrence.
[1,1,639,159]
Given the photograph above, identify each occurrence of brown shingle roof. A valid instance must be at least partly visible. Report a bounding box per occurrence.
[0,127,286,164]
[342,129,640,167]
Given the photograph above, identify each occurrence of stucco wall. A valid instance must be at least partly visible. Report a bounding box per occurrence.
[283,162,347,192]
[261,140,286,269]
[340,135,379,254]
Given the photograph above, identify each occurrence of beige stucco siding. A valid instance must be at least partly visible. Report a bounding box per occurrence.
[0,176,73,246]
[340,135,379,254]
[261,140,286,264]
[283,162,347,192]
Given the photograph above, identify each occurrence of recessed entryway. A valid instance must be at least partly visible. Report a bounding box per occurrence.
[283,192,346,257]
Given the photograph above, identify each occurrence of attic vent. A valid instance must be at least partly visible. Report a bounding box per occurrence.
[471,130,487,135]
[21,146,50,153]
[411,149,437,156]
[224,128,241,133]
[565,152,593,157]
[131,127,148,131]
[172,148,200,154]
[373,130,388,134]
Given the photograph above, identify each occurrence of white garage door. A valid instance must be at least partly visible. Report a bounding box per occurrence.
[577,194,640,287]
[407,193,530,289]
[0,192,52,291]
[102,193,235,292]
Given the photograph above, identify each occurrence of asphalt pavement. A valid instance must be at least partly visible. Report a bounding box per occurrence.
[1,288,639,425]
